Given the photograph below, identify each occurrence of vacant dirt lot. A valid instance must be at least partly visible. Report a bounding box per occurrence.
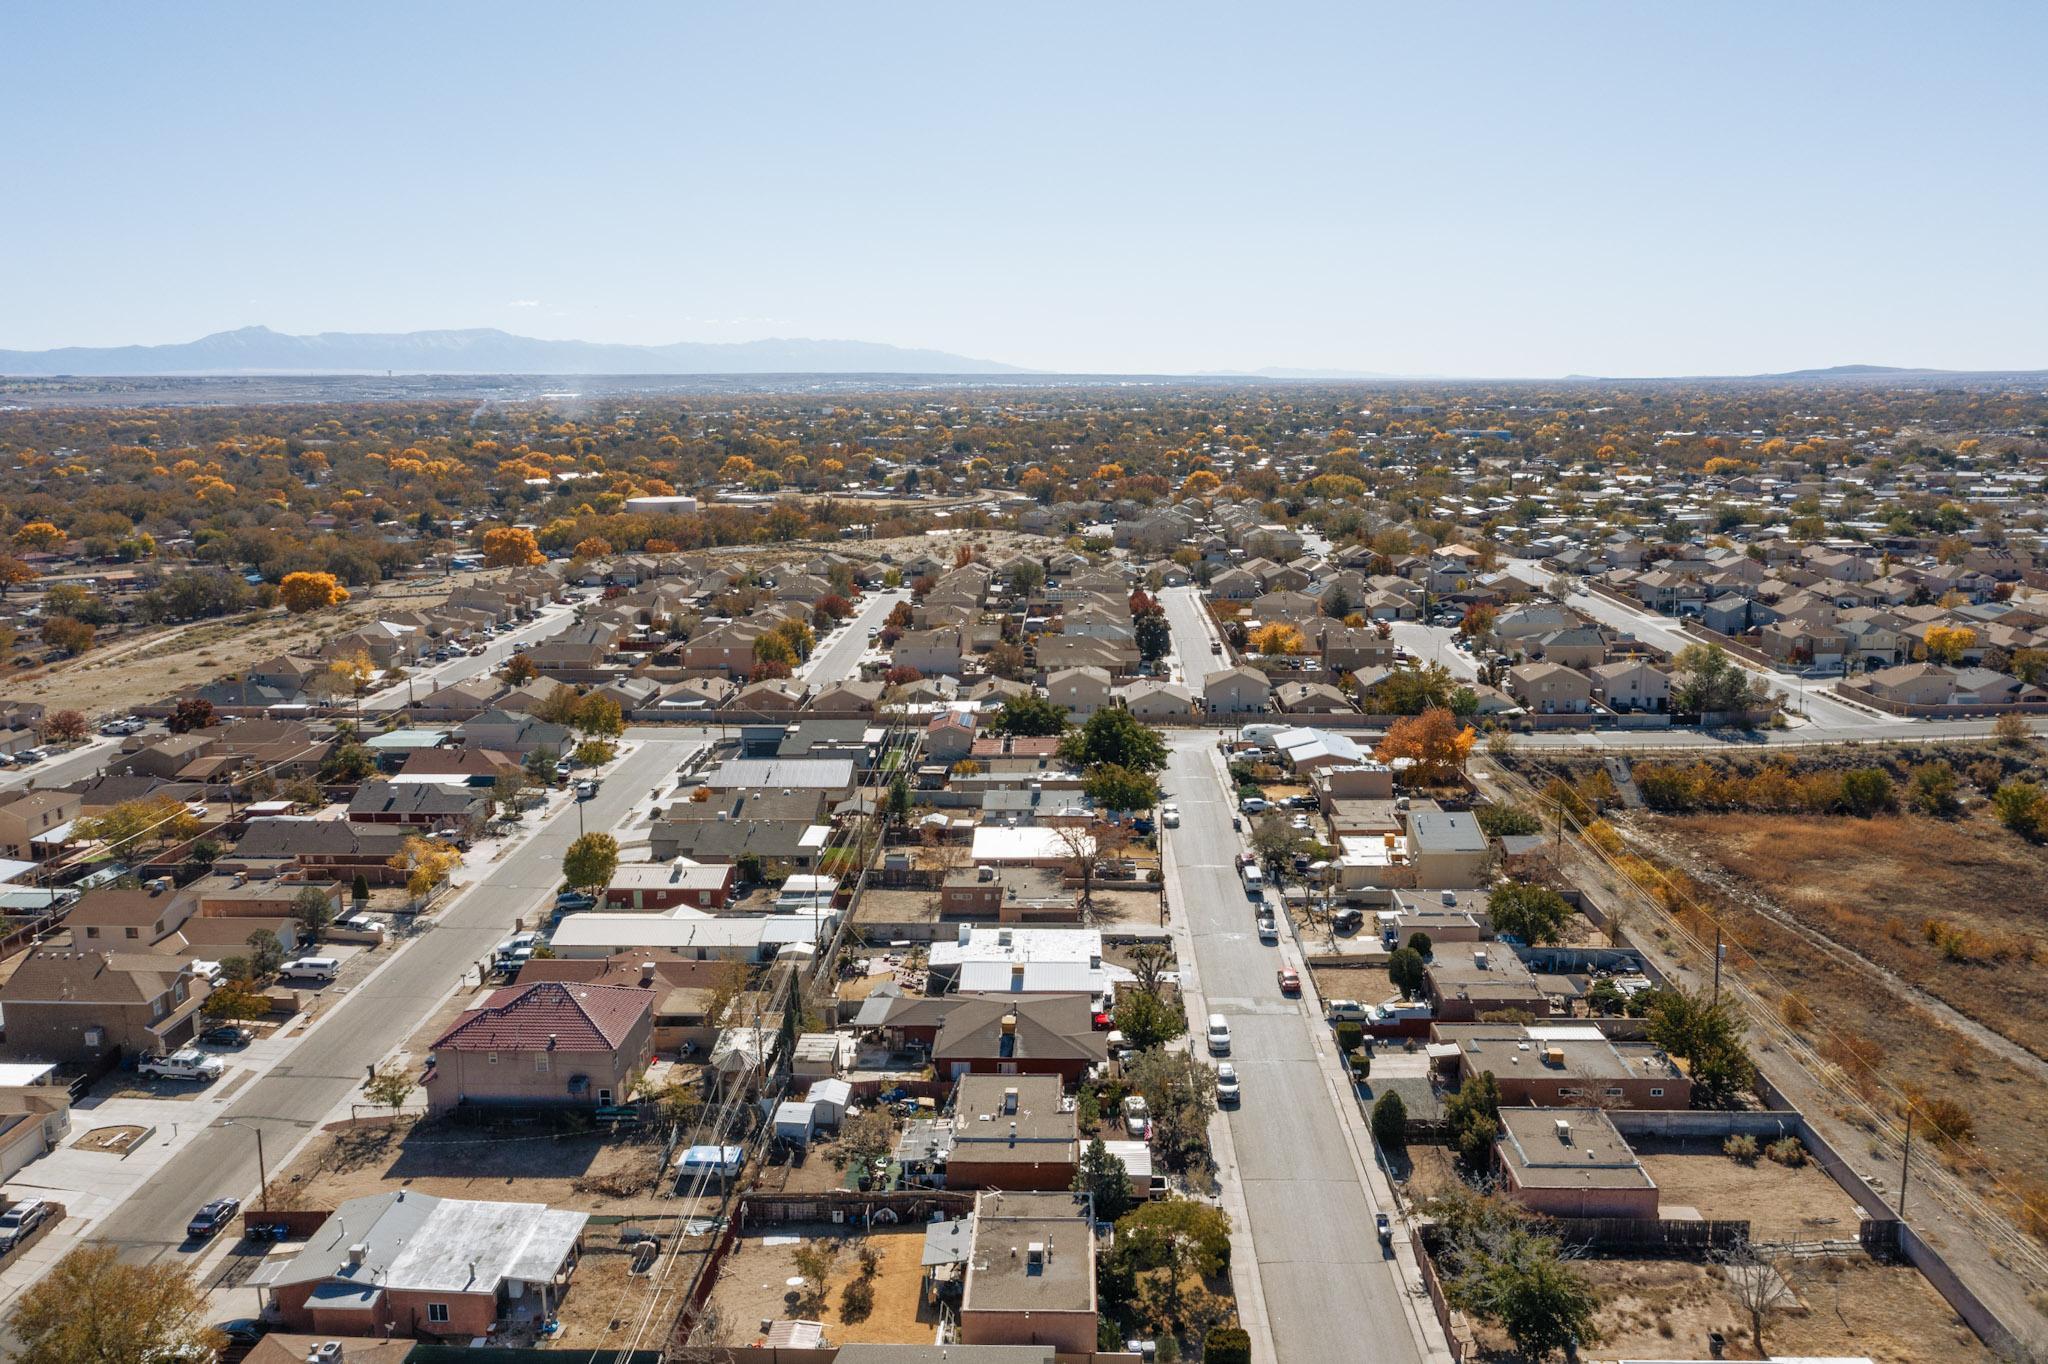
[1477,1252,1995,1364]
[5,572,480,716]
[1633,809,2048,1239]
[705,1223,936,1346]
[1664,811,2048,1060]
[1630,1136,1865,1236]
[271,1116,677,1215]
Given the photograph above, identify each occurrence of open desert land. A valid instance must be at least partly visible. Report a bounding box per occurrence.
[1624,805,2048,1243]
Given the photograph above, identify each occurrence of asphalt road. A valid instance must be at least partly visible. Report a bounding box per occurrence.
[362,595,588,713]
[1500,558,1896,732]
[89,736,703,1266]
[797,588,906,687]
[1165,732,1420,1364]
[0,735,130,795]
[1160,586,1423,1364]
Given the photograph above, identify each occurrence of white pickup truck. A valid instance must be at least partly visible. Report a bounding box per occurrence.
[140,1048,224,1082]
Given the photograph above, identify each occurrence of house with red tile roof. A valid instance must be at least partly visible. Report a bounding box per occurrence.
[422,982,653,1113]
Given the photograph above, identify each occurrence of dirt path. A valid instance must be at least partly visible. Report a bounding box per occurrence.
[1622,822,2048,1086]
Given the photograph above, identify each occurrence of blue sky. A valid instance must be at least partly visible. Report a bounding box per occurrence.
[5,2,2043,375]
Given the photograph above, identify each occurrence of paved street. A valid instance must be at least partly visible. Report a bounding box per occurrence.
[1159,587,1436,1364]
[797,588,906,687]
[1165,734,1426,1364]
[82,736,704,1267]
[362,592,587,712]
[0,735,129,795]
[1501,558,1897,732]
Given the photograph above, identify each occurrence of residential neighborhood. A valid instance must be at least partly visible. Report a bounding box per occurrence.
[0,381,2042,1364]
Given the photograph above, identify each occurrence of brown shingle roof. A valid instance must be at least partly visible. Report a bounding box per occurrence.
[430,982,650,1054]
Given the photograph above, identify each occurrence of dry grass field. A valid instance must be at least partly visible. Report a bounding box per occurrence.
[1634,809,2048,1244]
[1664,811,2048,1060]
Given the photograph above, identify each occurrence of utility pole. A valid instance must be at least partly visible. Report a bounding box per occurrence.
[1712,928,1723,1007]
[1898,1107,1913,1218]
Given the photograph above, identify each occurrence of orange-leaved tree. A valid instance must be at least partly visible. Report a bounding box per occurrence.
[572,536,613,560]
[481,526,544,568]
[279,571,350,614]
[1374,707,1477,785]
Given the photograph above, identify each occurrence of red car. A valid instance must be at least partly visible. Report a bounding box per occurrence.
[1277,967,1301,995]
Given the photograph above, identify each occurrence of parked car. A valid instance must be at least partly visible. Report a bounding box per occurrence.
[1332,907,1365,934]
[1206,1013,1231,1055]
[1160,804,1180,828]
[277,957,340,984]
[1215,1063,1240,1106]
[0,1199,53,1251]
[1325,1000,1372,1024]
[1122,1094,1151,1140]
[554,890,596,912]
[1210,641,1223,655]
[214,1319,267,1347]
[1277,967,1301,995]
[200,1025,253,1048]
[1239,797,1269,813]
[1256,913,1278,942]
[140,1049,224,1082]
[575,779,598,801]
[186,1197,241,1241]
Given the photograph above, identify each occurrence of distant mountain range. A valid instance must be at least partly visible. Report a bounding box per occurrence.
[1567,363,2048,382]
[0,326,1029,376]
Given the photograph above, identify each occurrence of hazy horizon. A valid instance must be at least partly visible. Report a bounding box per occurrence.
[6,2,2044,376]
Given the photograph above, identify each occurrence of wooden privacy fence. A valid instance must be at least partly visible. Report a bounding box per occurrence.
[1536,1215,1751,1254]
[735,1189,974,1228]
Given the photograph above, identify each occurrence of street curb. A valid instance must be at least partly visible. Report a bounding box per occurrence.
[1202,740,1457,1364]
[1157,774,1276,1364]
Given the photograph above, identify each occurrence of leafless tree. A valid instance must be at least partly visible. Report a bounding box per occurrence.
[1127,941,1173,997]
[1718,1244,1798,1356]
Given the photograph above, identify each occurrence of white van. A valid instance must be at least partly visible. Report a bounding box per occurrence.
[278,957,340,983]
[1206,1014,1231,1055]
[1241,865,1264,898]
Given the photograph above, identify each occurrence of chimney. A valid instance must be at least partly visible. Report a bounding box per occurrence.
[347,1243,368,1267]
[1000,1013,1016,1036]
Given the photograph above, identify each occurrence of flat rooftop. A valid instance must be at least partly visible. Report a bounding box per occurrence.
[1498,1107,1656,1192]
[1426,946,1545,999]
[1435,1025,1683,1083]
[963,1190,1095,1315]
[954,1074,1074,1146]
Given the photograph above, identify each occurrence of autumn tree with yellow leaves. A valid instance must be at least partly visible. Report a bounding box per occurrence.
[389,835,462,902]
[1922,624,1976,666]
[1248,622,1306,655]
[278,571,350,614]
